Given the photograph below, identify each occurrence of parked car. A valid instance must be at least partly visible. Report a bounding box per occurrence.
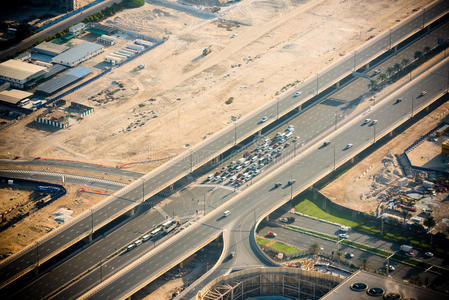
[338,233,349,239]
[424,252,434,258]
[279,217,289,223]
[345,252,354,259]
[260,116,268,123]
[267,231,277,237]
[344,144,353,150]
[294,91,302,97]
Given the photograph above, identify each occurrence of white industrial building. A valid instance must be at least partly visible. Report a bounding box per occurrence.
[52,42,104,67]
[97,35,117,46]
[0,59,47,88]
[69,23,86,35]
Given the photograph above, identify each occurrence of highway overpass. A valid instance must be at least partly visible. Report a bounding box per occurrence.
[1,0,448,292]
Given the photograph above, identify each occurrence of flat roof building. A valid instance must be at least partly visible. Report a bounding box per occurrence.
[0,59,47,88]
[321,270,446,300]
[51,42,104,67]
[34,42,69,57]
[69,23,86,35]
[0,89,33,105]
[97,35,117,46]
[36,66,92,95]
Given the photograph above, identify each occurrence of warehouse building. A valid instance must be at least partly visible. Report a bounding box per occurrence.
[97,35,117,46]
[0,59,47,88]
[34,42,69,57]
[69,23,86,36]
[36,66,92,95]
[0,89,33,106]
[52,42,104,67]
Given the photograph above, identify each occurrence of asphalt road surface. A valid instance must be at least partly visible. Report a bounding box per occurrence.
[5,20,449,297]
[86,58,449,300]
[1,3,447,291]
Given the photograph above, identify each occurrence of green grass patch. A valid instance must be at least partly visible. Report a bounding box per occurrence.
[294,199,358,228]
[256,236,270,246]
[271,242,303,254]
[286,225,338,242]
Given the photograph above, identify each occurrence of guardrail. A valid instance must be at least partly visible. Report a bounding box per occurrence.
[2,1,447,291]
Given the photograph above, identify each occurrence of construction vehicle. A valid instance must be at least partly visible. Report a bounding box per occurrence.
[202,46,211,56]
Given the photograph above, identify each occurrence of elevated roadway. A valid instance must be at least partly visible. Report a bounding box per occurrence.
[3,4,448,296]
[1,0,447,290]
[83,57,449,300]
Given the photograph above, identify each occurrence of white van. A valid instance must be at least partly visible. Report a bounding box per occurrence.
[223,210,231,217]
[134,239,142,247]
[142,234,151,242]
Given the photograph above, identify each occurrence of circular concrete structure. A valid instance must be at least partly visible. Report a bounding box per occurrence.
[197,267,342,300]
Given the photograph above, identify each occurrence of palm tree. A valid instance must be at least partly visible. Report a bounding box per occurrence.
[401,210,411,224]
[368,79,378,91]
[414,50,423,60]
[393,63,401,73]
[423,46,431,56]
[361,258,369,270]
[386,67,394,77]
[378,73,387,82]
[401,58,410,68]
[309,242,321,256]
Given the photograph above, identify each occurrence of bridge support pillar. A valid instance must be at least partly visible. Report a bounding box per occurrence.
[365,62,370,69]
[265,215,269,221]
[169,184,174,192]
[335,81,340,88]
[34,266,39,275]
[351,157,355,164]
[88,233,93,242]
[258,130,262,136]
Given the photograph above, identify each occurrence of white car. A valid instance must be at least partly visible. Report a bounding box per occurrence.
[294,91,302,97]
[338,233,349,239]
[361,119,371,125]
[260,116,268,123]
[344,144,353,150]
[424,252,434,258]
[370,119,378,126]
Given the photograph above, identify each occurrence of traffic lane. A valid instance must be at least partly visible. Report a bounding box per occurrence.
[89,60,449,298]
[91,224,221,299]
[285,214,397,253]
[10,202,167,299]
[259,225,429,283]
[14,5,440,279]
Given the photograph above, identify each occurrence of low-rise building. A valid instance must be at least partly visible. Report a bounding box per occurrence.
[0,59,47,88]
[34,42,69,57]
[51,42,104,67]
[35,110,69,129]
[0,89,33,106]
[69,23,86,36]
[97,34,117,46]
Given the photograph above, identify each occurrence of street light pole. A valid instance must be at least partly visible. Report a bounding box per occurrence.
[276,98,279,120]
[333,143,336,170]
[234,122,237,145]
[373,123,376,143]
[316,73,319,95]
[203,193,206,215]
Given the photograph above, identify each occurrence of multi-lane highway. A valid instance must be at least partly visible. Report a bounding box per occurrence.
[83,56,449,299]
[3,9,449,297]
[2,3,445,286]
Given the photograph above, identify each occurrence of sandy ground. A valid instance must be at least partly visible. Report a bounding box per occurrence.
[0,0,433,173]
[0,184,107,260]
[321,100,449,214]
